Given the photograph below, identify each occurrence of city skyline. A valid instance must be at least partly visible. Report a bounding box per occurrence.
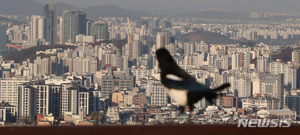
[0,1,300,127]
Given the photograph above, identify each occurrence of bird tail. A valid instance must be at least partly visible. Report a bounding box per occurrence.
[206,83,231,104]
[212,83,230,91]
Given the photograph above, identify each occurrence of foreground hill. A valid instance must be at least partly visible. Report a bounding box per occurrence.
[4,45,76,63]
[272,47,300,62]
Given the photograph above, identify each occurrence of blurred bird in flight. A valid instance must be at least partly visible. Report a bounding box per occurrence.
[156,48,230,114]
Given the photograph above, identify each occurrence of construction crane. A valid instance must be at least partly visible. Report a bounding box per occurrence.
[6,44,23,50]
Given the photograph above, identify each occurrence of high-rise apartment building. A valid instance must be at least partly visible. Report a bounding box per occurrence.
[228,75,251,98]
[270,60,297,90]
[70,56,98,75]
[237,77,252,98]
[79,91,90,115]
[17,85,37,123]
[32,56,52,77]
[50,85,61,116]
[101,70,114,98]
[0,78,29,109]
[58,17,63,44]
[165,44,176,55]
[0,23,7,50]
[32,85,50,115]
[114,71,134,91]
[253,74,284,108]
[232,52,251,70]
[44,3,58,45]
[292,50,300,89]
[156,32,170,49]
[30,15,44,44]
[86,20,93,36]
[184,43,195,56]
[62,10,86,43]
[257,56,270,73]
[91,23,109,41]
[90,90,103,112]
[128,34,142,64]
[292,50,300,68]
[60,83,79,115]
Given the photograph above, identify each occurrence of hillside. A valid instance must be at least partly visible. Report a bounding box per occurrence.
[4,45,77,63]
[272,47,300,63]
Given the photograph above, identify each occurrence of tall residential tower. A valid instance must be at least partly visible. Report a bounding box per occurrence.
[62,10,86,44]
[44,3,58,45]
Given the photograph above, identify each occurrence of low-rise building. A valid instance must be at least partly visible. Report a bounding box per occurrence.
[285,95,300,114]
[242,97,279,110]
[257,109,296,120]
[133,93,149,107]
[221,96,238,108]
[106,106,120,123]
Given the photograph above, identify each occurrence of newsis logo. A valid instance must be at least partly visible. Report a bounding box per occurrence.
[237,119,291,128]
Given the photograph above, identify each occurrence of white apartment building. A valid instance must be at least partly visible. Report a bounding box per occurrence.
[106,106,119,123]
[0,77,29,110]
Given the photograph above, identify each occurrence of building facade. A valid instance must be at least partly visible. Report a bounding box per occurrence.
[44,3,58,45]
[62,10,86,43]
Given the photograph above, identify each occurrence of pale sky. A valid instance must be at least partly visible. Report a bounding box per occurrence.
[36,0,300,13]
[38,0,231,8]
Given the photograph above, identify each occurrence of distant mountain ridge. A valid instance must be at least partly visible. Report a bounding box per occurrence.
[0,0,252,19]
[83,5,149,18]
[2,0,300,19]
[0,0,149,18]
[0,0,42,15]
[174,11,249,20]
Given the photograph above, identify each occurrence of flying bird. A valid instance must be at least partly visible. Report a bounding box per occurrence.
[156,48,230,114]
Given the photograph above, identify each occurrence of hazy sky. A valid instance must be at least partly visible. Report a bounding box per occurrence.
[36,0,300,13]
[37,0,248,10]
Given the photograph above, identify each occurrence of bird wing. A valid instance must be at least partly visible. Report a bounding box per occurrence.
[166,74,184,81]
[163,77,209,92]
[179,81,209,92]
[161,63,209,92]
[168,66,195,82]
